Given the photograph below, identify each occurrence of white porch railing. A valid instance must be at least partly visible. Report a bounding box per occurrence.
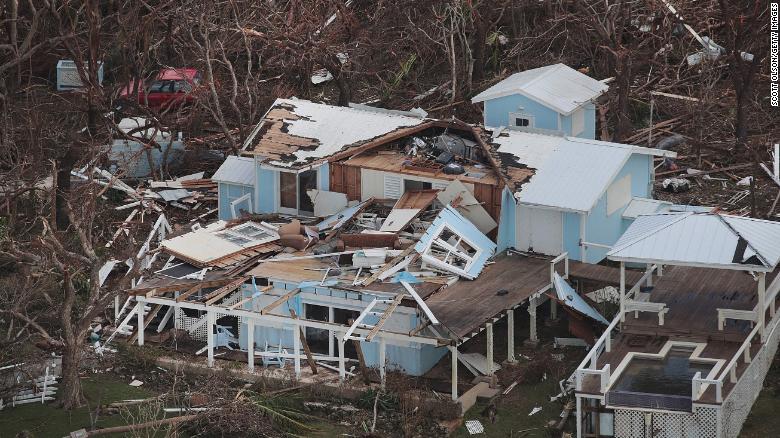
[570,314,621,391]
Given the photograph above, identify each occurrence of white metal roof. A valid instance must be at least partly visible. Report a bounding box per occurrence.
[490,130,675,212]
[607,212,780,271]
[212,155,255,186]
[471,64,609,115]
[622,197,672,219]
[263,98,426,168]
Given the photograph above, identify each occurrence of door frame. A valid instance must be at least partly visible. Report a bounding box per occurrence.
[275,168,319,215]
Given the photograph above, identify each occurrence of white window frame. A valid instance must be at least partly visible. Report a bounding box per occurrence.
[230,192,253,219]
[418,222,485,279]
[217,221,278,247]
[509,112,535,129]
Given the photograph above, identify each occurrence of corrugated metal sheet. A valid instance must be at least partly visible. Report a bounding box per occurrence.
[608,212,780,270]
[490,131,672,213]
[471,64,609,115]
[553,273,609,324]
[212,155,255,186]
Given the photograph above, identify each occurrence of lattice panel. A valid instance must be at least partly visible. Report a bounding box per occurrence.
[614,409,645,437]
[652,411,693,438]
[692,406,718,438]
[179,315,208,341]
[721,318,780,438]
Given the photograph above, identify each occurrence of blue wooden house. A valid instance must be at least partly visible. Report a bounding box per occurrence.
[471,63,608,139]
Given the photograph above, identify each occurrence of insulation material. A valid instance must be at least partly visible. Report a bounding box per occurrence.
[436,180,497,234]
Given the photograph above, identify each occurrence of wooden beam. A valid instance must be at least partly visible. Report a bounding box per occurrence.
[365,294,405,342]
[176,284,203,303]
[203,278,248,305]
[227,285,273,310]
[128,304,163,344]
[362,246,416,286]
[130,278,235,295]
[290,309,318,375]
[348,319,371,385]
[260,288,301,315]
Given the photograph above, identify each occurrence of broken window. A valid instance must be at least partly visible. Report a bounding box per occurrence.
[422,224,483,275]
[233,223,271,240]
[509,112,534,129]
[218,232,252,245]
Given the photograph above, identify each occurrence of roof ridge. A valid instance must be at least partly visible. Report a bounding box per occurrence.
[609,212,693,255]
[716,214,770,267]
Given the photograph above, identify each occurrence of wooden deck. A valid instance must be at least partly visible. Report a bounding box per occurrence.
[621,266,773,342]
[425,253,552,340]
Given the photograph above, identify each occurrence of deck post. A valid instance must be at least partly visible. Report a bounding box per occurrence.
[114,295,121,320]
[173,291,182,329]
[328,307,335,357]
[293,322,301,379]
[338,335,346,382]
[646,264,654,287]
[529,296,538,342]
[657,264,663,277]
[619,262,626,323]
[206,310,215,367]
[379,337,387,389]
[247,319,255,371]
[486,323,494,376]
[550,299,558,320]
[450,346,458,400]
[575,396,582,438]
[136,297,145,346]
[759,272,767,342]
[507,310,516,363]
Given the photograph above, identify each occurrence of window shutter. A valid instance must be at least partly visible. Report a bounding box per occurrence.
[383,175,402,199]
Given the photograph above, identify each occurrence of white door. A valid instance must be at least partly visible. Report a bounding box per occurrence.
[516,205,563,256]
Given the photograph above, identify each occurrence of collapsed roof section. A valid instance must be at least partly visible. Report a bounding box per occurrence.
[487,129,676,212]
[608,212,780,271]
[243,98,427,168]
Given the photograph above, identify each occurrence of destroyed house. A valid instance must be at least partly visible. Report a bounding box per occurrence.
[471,63,608,139]
[572,212,780,438]
[215,98,675,263]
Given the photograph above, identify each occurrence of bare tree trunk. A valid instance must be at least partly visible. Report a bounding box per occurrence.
[58,270,85,409]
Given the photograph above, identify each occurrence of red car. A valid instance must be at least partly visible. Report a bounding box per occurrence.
[119,68,204,109]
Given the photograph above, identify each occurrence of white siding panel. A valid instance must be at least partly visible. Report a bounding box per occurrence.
[516,205,563,256]
[383,174,402,199]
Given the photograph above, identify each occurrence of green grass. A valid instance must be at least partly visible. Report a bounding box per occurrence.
[0,374,154,438]
[452,378,563,438]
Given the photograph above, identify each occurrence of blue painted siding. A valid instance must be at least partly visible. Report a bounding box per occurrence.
[237,282,445,376]
[583,103,597,139]
[256,167,276,213]
[584,154,652,263]
[218,183,255,220]
[483,94,560,132]
[562,212,582,261]
[497,186,517,252]
[318,162,330,191]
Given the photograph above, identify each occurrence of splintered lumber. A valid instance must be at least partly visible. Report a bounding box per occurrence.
[656,163,752,178]
[348,318,371,385]
[365,294,405,342]
[289,309,318,375]
[361,246,416,286]
[128,304,163,344]
[85,414,199,436]
[130,278,235,295]
[203,277,247,305]
[260,288,301,315]
[228,285,273,310]
[176,284,203,302]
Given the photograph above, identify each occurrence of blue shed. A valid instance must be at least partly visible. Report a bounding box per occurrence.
[471,64,608,139]
[212,155,256,220]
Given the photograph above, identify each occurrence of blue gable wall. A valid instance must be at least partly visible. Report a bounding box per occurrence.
[562,212,582,260]
[218,183,255,220]
[584,154,652,263]
[484,94,560,132]
[483,94,596,139]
